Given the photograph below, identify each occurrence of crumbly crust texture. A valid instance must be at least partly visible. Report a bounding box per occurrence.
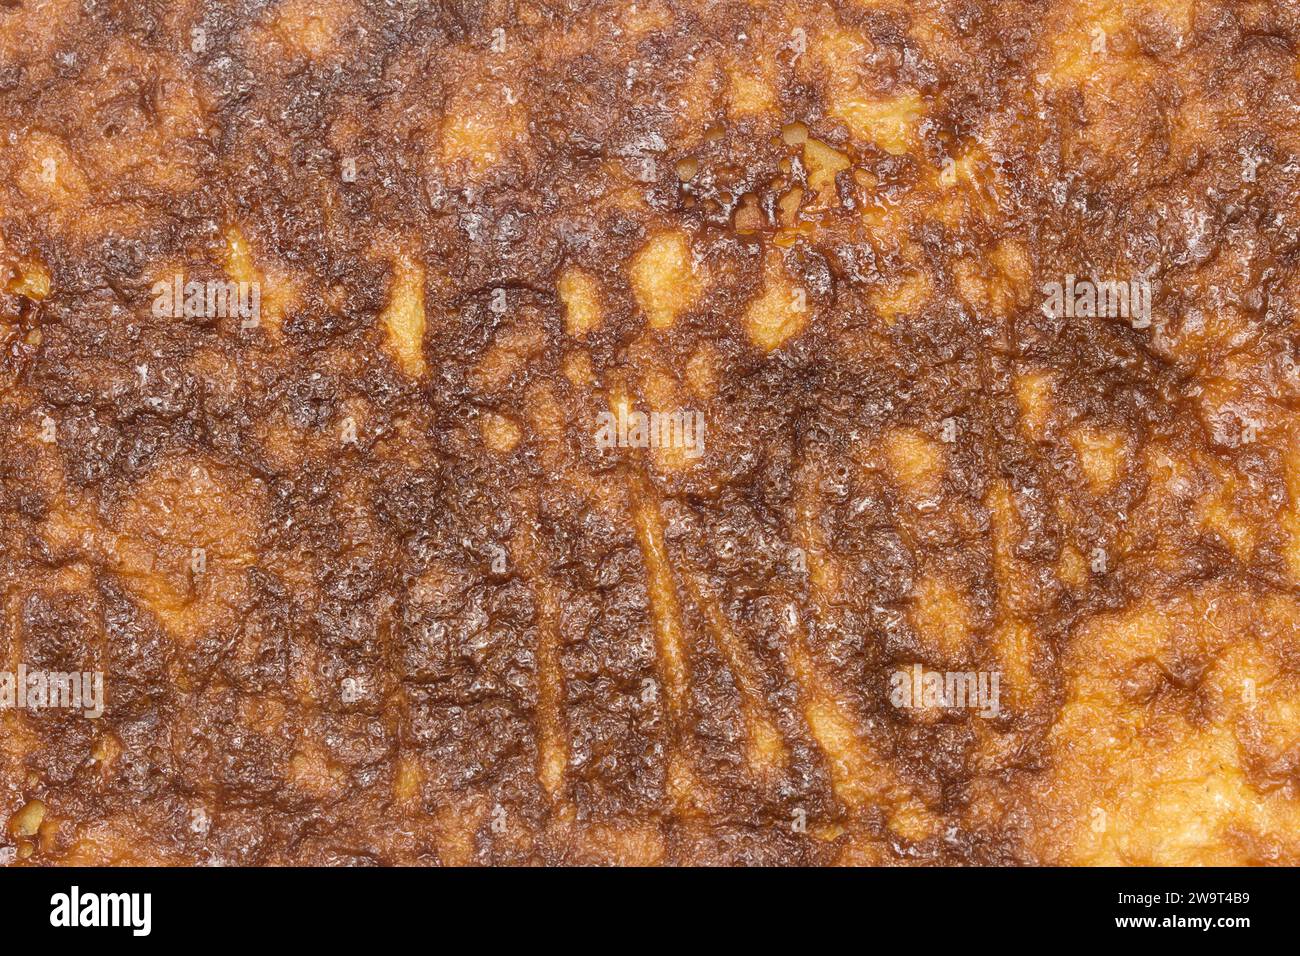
[2,0,1300,865]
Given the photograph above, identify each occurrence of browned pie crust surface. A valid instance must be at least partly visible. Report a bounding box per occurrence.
[3,0,1300,865]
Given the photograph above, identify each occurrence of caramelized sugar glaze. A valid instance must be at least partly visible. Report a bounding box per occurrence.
[2,0,1300,865]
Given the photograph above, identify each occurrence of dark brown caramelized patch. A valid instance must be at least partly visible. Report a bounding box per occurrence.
[2,0,1300,865]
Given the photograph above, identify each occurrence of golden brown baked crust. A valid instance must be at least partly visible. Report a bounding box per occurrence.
[2,0,1300,865]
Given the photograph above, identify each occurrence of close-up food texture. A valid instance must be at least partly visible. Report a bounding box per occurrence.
[2,0,1300,866]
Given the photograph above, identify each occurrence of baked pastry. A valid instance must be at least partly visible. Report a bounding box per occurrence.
[2,0,1299,865]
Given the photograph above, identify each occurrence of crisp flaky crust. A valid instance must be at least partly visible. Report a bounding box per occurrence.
[2,0,1300,865]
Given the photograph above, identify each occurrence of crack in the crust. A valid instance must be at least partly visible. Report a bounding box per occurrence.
[625,469,712,815]
[626,472,690,714]
[530,574,568,799]
[789,470,894,812]
[509,505,569,800]
[675,566,789,777]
